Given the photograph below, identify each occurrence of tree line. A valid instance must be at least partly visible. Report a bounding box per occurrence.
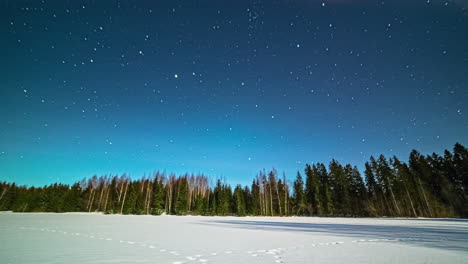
[1,143,467,217]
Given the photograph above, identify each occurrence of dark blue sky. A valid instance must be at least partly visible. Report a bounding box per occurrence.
[1,0,467,187]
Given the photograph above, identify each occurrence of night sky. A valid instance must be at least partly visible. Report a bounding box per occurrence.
[1,0,467,187]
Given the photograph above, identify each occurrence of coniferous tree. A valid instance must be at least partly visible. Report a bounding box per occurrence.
[409,150,436,217]
[453,143,468,216]
[347,166,368,216]
[233,185,246,216]
[293,172,306,215]
[376,155,401,216]
[213,179,231,216]
[151,174,165,215]
[316,163,333,215]
[243,186,253,215]
[174,177,189,215]
[329,161,351,216]
[250,179,261,215]
[305,164,321,215]
[1,143,467,217]
[62,183,83,212]
[391,157,418,217]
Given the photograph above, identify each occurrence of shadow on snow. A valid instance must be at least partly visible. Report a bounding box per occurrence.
[199,218,468,252]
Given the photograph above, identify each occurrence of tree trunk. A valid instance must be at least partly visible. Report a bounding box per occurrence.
[167,180,173,214]
[98,185,105,211]
[418,178,433,217]
[145,181,152,214]
[276,181,282,216]
[0,187,8,202]
[118,180,124,203]
[283,175,288,216]
[120,181,129,214]
[103,188,109,213]
[269,183,274,216]
[389,187,401,216]
[88,189,96,213]
[405,186,417,217]
[86,188,94,211]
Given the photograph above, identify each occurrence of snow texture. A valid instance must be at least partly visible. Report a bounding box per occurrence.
[0,212,467,263]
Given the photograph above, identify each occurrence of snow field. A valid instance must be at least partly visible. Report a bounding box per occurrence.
[0,213,467,263]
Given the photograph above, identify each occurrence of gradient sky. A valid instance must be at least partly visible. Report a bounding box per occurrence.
[1,0,467,187]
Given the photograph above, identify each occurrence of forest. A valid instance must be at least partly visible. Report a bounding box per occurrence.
[1,143,467,218]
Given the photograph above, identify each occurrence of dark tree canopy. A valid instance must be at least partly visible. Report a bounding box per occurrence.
[1,143,467,218]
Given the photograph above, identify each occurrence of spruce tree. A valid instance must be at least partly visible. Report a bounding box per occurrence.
[305,164,321,215]
[317,163,333,215]
[233,185,246,216]
[293,172,306,215]
[151,175,165,215]
[174,177,189,215]
[250,179,261,215]
[329,161,350,216]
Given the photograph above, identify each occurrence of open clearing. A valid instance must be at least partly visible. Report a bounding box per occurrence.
[1,212,467,263]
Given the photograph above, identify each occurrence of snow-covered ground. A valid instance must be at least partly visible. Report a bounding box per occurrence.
[1,212,467,263]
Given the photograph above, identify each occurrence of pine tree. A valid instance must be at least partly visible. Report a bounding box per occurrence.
[244,186,254,215]
[391,157,418,217]
[250,179,261,215]
[305,164,321,215]
[317,163,333,215]
[409,150,434,217]
[377,155,401,216]
[208,190,217,215]
[62,183,83,212]
[233,185,246,216]
[151,174,165,215]
[348,166,368,216]
[174,177,189,215]
[293,172,306,215]
[329,160,350,216]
